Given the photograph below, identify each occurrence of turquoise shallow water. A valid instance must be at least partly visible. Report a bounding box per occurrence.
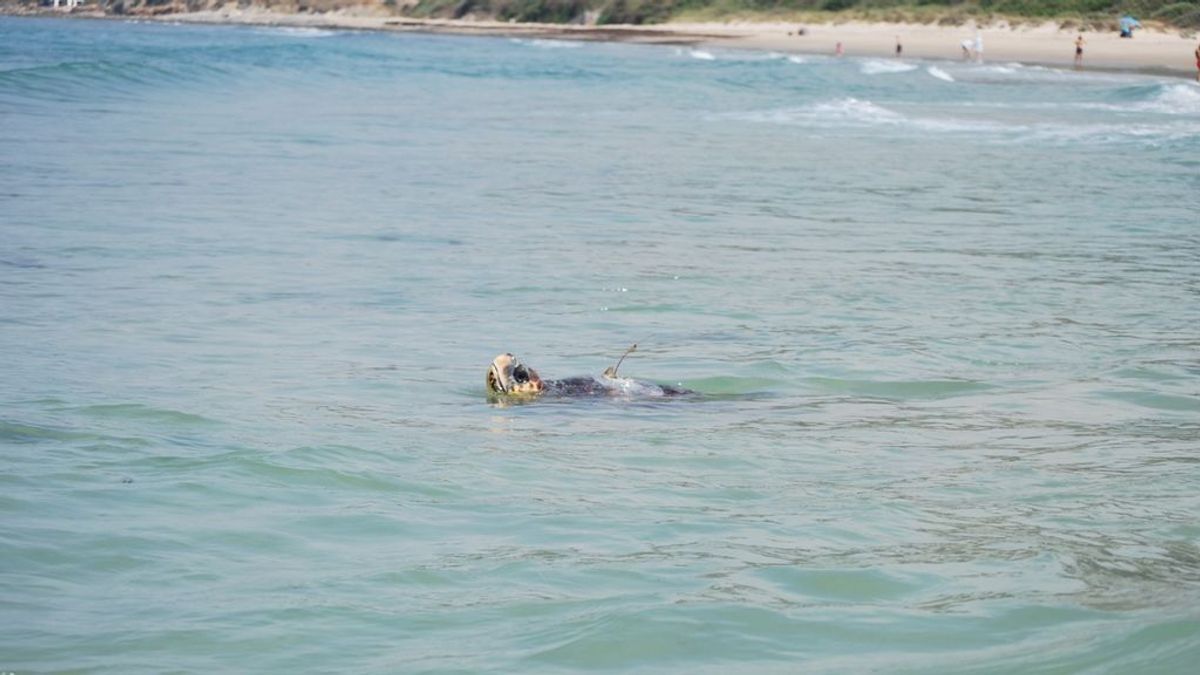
[2,16,1200,672]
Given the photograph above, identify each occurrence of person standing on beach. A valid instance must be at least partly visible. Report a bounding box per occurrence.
[1195,41,1200,82]
[1075,34,1085,68]
[974,31,984,63]
[895,36,902,57]
[835,41,844,57]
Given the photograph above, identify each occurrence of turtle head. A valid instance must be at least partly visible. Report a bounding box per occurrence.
[486,353,544,396]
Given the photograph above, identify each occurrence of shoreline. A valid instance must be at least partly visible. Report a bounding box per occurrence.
[9,7,1200,79]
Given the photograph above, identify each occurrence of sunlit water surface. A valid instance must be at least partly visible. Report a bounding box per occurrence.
[2,16,1199,672]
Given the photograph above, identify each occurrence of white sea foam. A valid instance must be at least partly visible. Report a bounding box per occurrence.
[859,59,918,75]
[511,38,583,49]
[724,98,1198,142]
[958,63,1144,88]
[810,97,905,123]
[720,98,1020,136]
[745,51,788,62]
[723,98,904,127]
[1141,84,1200,115]
[1081,84,1200,116]
[678,48,788,62]
[1019,120,1200,144]
[976,65,1019,75]
[910,117,1009,134]
[602,377,674,399]
[710,50,788,61]
[943,61,1090,86]
[786,55,808,65]
[927,66,954,82]
[697,50,1197,144]
[255,27,338,38]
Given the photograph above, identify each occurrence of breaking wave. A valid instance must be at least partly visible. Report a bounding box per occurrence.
[1096,83,1200,116]
[859,58,918,75]
[0,57,228,104]
[927,66,955,82]
[511,38,584,49]
[715,95,1199,144]
[252,26,339,38]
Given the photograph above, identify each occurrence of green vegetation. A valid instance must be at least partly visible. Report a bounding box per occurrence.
[23,0,1196,31]
[403,0,1200,29]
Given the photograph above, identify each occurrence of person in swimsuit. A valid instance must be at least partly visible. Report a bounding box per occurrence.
[1074,35,1085,68]
[1195,42,1200,82]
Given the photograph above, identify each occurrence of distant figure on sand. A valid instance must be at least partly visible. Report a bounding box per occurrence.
[1119,15,1141,38]
[974,31,984,63]
[1195,42,1200,81]
[895,36,902,57]
[1075,34,1085,68]
[835,42,844,57]
[961,38,973,61]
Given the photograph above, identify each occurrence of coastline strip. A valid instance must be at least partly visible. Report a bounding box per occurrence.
[8,8,1198,77]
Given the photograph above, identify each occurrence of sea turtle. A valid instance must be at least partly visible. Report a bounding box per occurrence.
[486,345,693,400]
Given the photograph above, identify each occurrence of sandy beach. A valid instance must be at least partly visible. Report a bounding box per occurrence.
[694,20,1198,75]
[113,7,1200,77]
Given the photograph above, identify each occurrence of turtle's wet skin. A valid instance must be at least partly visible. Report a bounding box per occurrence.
[486,353,692,401]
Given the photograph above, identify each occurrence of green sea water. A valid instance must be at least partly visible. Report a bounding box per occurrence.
[2,16,1199,672]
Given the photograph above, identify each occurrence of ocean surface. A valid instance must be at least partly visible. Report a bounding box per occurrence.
[2,15,1199,672]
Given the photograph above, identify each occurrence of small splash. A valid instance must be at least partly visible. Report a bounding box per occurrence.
[689,50,716,61]
[605,378,675,399]
[927,66,954,82]
[859,59,918,75]
[786,56,807,65]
